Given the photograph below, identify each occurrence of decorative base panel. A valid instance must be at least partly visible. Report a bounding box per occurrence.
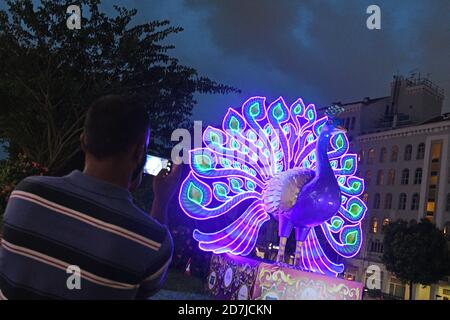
[206,254,363,300]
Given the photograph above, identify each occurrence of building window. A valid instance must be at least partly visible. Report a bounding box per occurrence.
[379,147,387,163]
[370,239,383,253]
[373,193,381,209]
[404,144,412,161]
[430,141,442,163]
[365,170,372,185]
[414,168,422,184]
[368,148,375,165]
[387,169,396,185]
[411,193,420,210]
[391,146,398,162]
[350,117,356,130]
[345,118,350,129]
[358,150,364,163]
[383,218,390,226]
[376,170,384,185]
[384,193,392,209]
[417,143,425,160]
[401,169,409,185]
[371,217,379,233]
[389,278,406,299]
[363,193,369,204]
[398,193,407,210]
[447,194,450,212]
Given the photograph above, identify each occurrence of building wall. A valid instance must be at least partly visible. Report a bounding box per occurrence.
[348,120,450,299]
[393,78,444,125]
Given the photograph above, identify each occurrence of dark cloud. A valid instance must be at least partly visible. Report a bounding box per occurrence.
[185,0,450,121]
[2,0,448,124]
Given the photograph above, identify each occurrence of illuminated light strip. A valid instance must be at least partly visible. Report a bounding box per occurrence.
[293,140,316,167]
[189,148,266,188]
[193,202,263,244]
[310,228,342,276]
[208,208,266,253]
[240,215,271,256]
[306,233,324,274]
[199,207,265,251]
[266,98,291,171]
[230,212,269,255]
[320,223,362,259]
[241,101,276,177]
[203,132,272,181]
[304,234,318,273]
[179,174,262,220]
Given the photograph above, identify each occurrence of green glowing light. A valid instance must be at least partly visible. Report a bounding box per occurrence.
[231,139,239,149]
[229,116,240,132]
[250,102,260,116]
[345,231,358,245]
[214,184,227,196]
[331,217,343,229]
[247,131,257,141]
[344,158,353,170]
[336,135,344,149]
[210,132,220,145]
[187,182,203,205]
[351,181,361,190]
[349,203,362,218]
[272,103,284,120]
[230,178,241,190]
[221,158,231,167]
[194,154,212,171]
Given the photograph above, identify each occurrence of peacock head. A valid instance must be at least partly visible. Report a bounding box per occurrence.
[321,105,346,139]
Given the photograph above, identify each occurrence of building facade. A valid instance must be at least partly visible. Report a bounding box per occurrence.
[333,75,450,300]
[348,118,450,300]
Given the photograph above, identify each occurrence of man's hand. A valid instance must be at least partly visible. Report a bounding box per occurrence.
[150,163,182,225]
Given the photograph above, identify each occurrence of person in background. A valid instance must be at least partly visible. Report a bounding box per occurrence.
[0,94,181,299]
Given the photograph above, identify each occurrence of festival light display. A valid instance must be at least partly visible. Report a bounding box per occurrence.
[179,96,367,276]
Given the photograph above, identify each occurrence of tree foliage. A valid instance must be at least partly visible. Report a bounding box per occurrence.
[382,219,450,298]
[0,0,238,173]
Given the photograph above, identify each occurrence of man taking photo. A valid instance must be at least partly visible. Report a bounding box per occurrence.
[0,95,180,299]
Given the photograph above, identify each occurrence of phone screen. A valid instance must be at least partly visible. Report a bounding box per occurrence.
[143,155,170,176]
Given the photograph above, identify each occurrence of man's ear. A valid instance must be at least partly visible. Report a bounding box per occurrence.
[131,142,145,163]
[80,132,87,152]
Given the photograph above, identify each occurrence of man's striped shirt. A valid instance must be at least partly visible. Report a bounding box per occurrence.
[0,170,173,299]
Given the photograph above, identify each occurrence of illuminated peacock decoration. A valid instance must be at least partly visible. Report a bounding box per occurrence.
[178,96,367,276]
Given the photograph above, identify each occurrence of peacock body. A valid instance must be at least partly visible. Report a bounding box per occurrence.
[179,97,367,276]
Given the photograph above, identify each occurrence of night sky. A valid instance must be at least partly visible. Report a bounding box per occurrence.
[3,0,450,126]
[105,0,450,125]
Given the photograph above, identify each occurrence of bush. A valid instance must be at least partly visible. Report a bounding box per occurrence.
[0,153,48,216]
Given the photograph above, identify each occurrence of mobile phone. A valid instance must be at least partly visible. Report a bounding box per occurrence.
[143,154,172,176]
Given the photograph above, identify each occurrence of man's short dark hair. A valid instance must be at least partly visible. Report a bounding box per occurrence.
[83,94,150,159]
